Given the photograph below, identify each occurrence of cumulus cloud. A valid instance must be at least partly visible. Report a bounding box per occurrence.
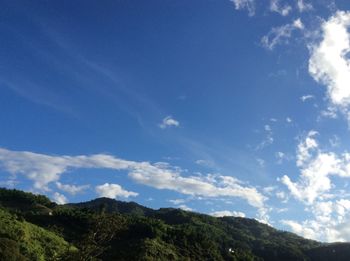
[52,192,68,204]
[159,116,180,129]
[230,0,255,16]
[95,183,138,199]
[309,11,350,111]
[56,182,89,195]
[262,19,304,50]
[210,210,246,217]
[0,148,266,209]
[270,0,292,16]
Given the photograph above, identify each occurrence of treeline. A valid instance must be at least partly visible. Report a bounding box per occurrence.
[0,187,348,260]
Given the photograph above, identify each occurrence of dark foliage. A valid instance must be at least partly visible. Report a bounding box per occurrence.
[0,187,348,260]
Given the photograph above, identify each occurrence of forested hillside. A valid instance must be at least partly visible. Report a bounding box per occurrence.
[0,188,348,260]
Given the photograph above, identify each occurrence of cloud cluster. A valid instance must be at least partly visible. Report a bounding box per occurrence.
[0,148,266,208]
[282,199,350,242]
[281,131,350,204]
[309,11,350,114]
[262,19,304,50]
[280,131,350,241]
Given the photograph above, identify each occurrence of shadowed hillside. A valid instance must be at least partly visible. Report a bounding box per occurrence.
[0,187,349,260]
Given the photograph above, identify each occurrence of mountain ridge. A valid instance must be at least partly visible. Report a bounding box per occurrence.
[0,187,348,260]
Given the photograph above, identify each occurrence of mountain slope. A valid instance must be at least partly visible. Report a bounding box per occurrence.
[0,187,348,260]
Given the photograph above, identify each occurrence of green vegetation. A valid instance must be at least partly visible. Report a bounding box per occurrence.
[0,187,349,260]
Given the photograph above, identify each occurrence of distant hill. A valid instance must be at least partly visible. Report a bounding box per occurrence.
[0,187,349,260]
[65,197,155,216]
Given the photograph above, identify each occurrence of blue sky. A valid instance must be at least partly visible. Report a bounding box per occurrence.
[2,0,350,242]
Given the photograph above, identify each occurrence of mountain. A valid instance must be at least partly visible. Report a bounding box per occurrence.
[65,197,155,216]
[0,187,349,260]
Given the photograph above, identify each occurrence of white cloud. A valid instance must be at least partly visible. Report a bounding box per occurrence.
[178,204,193,211]
[309,11,350,110]
[52,192,68,204]
[279,130,350,241]
[56,182,89,195]
[159,116,180,129]
[270,0,292,16]
[230,0,255,16]
[281,131,350,205]
[300,94,314,102]
[282,199,350,242]
[263,186,276,194]
[296,130,318,167]
[210,210,246,217]
[95,183,138,199]
[296,0,313,12]
[286,117,292,123]
[0,148,266,209]
[262,19,304,50]
[129,167,266,208]
[168,198,186,205]
[281,220,317,239]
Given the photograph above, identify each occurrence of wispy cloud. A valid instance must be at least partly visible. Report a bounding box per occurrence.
[262,19,304,50]
[296,0,313,12]
[256,124,274,150]
[56,182,90,195]
[300,95,314,102]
